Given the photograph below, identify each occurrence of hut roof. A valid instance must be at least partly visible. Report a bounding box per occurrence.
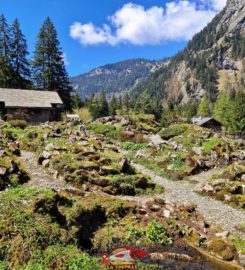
[0,88,63,109]
[192,116,222,126]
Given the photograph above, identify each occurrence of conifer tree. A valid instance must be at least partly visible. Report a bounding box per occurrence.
[32,17,72,109]
[98,91,109,117]
[89,94,99,119]
[10,19,30,88]
[0,14,13,87]
[124,93,130,111]
[118,95,123,113]
[109,94,117,116]
[213,92,231,128]
[197,96,211,117]
[232,91,245,133]
[0,14,10,60]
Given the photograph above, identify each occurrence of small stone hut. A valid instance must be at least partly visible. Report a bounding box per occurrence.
[0,88,63,123]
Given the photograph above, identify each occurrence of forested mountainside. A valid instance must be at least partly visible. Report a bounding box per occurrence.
[133,0,245,103]
[71,58,164,98]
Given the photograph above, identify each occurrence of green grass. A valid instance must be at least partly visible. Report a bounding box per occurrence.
[159,124,189,140]
[203,138,221,154]
[86,123,122,139]
[120,141,148,150]
[3,126,27,137]
[233,237,245,253]
[86,123,116,134]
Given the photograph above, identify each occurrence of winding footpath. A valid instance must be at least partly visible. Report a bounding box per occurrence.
[20,150,245,238]
[21,151,78,193]
[132,162,245,238]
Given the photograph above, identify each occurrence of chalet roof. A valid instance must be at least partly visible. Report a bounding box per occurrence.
[0,88,63,109]
[192,116,221,126]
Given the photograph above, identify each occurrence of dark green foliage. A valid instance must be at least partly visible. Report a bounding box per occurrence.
[72,93,84,109]
[184,100,199,123]
[134,90,163,120]
[198,96,211,117]
[32,17,72,109]
[0,14,11,60]
[0,14,14,88]
[214,91,245,133]
[232,91,245,133]
[10,19,31,88]
[88,91,109,119]
[232,32,245,59]
[109,94,117,116]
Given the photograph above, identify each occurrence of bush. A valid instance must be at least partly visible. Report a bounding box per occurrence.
[8,119,27,129]
[6,108,29,121]
[73,107,92,123]
[203,138,221,154]
[159,124,188,140]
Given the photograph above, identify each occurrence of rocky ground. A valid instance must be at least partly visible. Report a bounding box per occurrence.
[0,115,244,269]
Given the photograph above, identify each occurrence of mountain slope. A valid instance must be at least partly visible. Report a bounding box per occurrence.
[71,59,164,98]
[134,0,245,103]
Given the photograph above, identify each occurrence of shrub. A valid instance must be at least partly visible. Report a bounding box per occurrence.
[203,138,221,154]
[73,107,92,123]
[8,119,27,129]
[6,108,29,121]
[146,220,173,245]
[159,124,188,140]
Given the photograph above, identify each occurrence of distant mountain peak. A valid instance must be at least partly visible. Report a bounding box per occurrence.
[71,58,165,98]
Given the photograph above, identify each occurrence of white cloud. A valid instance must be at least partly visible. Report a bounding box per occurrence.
[70,1,225,46]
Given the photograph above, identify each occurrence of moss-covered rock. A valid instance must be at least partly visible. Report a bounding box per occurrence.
[207,239,236,261]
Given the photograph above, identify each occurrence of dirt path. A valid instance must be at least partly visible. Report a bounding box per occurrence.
[132,162,245,238]
[187,168,225,184]
[21,151,78,193]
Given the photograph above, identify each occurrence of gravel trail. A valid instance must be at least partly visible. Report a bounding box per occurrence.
[132,162,245,238]
[21,151,78,193]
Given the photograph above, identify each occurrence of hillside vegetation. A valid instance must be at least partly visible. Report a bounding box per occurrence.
[71,59,164,98]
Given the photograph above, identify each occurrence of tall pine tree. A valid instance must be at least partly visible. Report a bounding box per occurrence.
[0,14,10,60]
[32,17,72,109]
[0,14,13,88]
[98,91,109,117]
[109,94,117,116]
[10,19,31,88]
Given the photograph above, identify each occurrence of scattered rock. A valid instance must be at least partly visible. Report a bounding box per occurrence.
[135,176,148,189]
[42,159,50,168]
[0,167,7,176]
[202,184,214,193]
[238,252,245,267]
[162,209,171,218]
[99,166,119,175]
[150,204,161,212]
[120,158,130,173]
[215,231,229,239]
[136,150,149,159]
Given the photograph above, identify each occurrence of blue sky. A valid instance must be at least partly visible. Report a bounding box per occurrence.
[1,0,226,76]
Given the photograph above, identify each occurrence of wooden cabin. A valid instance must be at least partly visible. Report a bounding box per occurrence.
[192,116,222,131]
[0,88,64,123]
